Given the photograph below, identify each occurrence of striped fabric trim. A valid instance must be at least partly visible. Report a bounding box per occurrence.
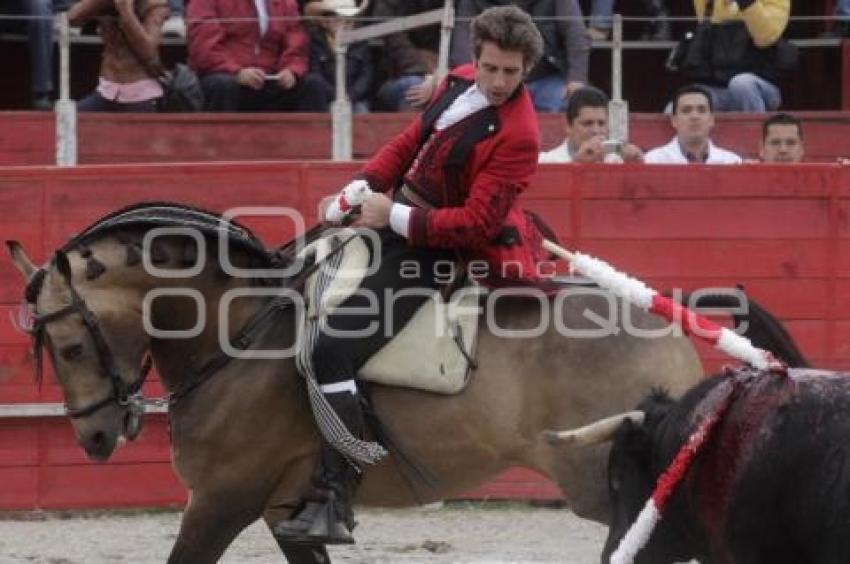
[295,242,387,466]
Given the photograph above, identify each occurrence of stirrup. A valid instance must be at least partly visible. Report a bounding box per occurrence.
[273,499,356,545]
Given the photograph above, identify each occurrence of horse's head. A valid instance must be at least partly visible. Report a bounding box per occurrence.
[8,240,152,461]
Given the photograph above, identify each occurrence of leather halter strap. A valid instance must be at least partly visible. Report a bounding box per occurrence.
[31,278,151,419]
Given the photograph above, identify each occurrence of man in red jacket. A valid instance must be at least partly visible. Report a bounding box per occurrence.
[187,0,325,111]
[274,5,547,546]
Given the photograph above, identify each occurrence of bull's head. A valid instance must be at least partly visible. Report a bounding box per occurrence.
[543,391,685,564]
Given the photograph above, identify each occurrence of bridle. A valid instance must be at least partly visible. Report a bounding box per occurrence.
[22,223,326,418]
[26,267,152,420]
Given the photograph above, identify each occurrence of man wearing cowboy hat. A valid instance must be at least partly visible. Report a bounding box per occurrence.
[187,0,327,111]
[301,0,373,112]
[274,5,550,547]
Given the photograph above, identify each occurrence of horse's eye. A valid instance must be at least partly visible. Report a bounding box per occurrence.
[60,344,84,361]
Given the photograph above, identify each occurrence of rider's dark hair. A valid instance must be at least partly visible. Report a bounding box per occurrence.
[471,5,544,71]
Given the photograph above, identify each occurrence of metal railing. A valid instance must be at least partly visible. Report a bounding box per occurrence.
[332,2,454,159]
[0,402,167,418]
[0,11,846,163]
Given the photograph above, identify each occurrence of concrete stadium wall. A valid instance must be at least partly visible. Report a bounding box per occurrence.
[0,161,848,509]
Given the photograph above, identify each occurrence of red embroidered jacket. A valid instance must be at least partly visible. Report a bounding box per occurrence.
[360,65,547,281]
[187,0,309,78]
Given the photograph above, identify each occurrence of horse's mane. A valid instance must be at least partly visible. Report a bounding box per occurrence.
[62,201,275,265]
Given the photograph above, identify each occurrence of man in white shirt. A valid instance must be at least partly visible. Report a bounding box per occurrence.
[539,86,643,163]
[645,85,742,165]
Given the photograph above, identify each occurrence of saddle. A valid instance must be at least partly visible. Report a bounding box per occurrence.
[298,228,481,395]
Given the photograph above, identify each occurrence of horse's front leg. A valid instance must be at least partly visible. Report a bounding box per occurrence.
[167,492,264,564]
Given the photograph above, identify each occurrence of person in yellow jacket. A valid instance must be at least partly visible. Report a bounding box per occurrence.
[689,0,792,112]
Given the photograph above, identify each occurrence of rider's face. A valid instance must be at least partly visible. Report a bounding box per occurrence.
[474,42,526,107]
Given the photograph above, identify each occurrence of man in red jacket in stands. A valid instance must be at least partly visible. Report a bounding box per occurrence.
[274,5,549,546]
[187,0,326,111]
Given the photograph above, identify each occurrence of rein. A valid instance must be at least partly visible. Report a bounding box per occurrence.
[167,294,294,405]
[168,225,356,405]
[23,209,347,420]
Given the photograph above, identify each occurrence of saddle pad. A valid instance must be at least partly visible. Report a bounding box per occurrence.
[359,286,481,394]
[300,229,480,395]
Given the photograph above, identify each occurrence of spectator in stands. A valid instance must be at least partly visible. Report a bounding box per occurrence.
[759,112,804,163]
[588,0,671,41]
[822,0,850,38]
[162,0,184,38]
[302,0,373,113]
[10,0,72,109]
[679,0,794,112]
[69,0,171,112]
[30,0,60,110]
[538,85,642,163]
[450,0,590,113]
[187,0,325,111]
[645,85,741,164]
[371,0,443,111]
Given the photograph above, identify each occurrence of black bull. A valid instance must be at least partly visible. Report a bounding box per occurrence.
[604,368,850,564]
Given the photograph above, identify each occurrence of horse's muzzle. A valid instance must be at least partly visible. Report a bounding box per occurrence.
[81,429,117,461]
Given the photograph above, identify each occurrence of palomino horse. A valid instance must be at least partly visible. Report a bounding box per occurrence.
[9,203,704,563]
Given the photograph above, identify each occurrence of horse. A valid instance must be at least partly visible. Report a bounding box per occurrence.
[8,202,706,563]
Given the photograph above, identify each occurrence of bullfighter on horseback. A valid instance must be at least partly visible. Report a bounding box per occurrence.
[274,5,551,546]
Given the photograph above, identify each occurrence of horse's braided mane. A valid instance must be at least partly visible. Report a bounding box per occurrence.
[61,201,274,265]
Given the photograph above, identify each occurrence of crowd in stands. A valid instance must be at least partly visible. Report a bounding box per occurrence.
[2,0,849,163]
[540,83,814,165]
[6,0,849,114]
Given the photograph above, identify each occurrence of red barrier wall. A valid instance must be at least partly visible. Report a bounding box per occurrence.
[4,111,850,166]
[1,162,848,509]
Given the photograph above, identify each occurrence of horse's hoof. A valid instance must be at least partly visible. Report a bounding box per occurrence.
[273,501,356,545]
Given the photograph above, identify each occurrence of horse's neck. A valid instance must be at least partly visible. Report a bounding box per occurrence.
[149,276,271,392]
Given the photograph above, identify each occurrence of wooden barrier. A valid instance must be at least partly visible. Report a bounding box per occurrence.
[1,161,848,509]
[4,111,850,166]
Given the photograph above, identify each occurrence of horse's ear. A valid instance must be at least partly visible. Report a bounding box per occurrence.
[54,250,73,281]
[6,240,37,279]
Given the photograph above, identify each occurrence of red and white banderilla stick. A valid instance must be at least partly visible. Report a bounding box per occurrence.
[542,240,783,371]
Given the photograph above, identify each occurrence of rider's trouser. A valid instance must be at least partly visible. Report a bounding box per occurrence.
[311,230,454,386]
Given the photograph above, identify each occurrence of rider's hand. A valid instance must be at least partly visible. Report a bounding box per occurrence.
[354,193,393,229]
[317,195,337,224]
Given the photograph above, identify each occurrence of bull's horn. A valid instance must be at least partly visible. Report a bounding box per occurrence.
[543,411,645,447]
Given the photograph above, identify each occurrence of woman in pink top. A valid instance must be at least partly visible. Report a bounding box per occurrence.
[70,0,170,112]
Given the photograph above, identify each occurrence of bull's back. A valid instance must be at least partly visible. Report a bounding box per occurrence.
[722,372,850,562]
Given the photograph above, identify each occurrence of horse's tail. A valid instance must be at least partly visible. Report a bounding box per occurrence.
[679,288,810,368]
